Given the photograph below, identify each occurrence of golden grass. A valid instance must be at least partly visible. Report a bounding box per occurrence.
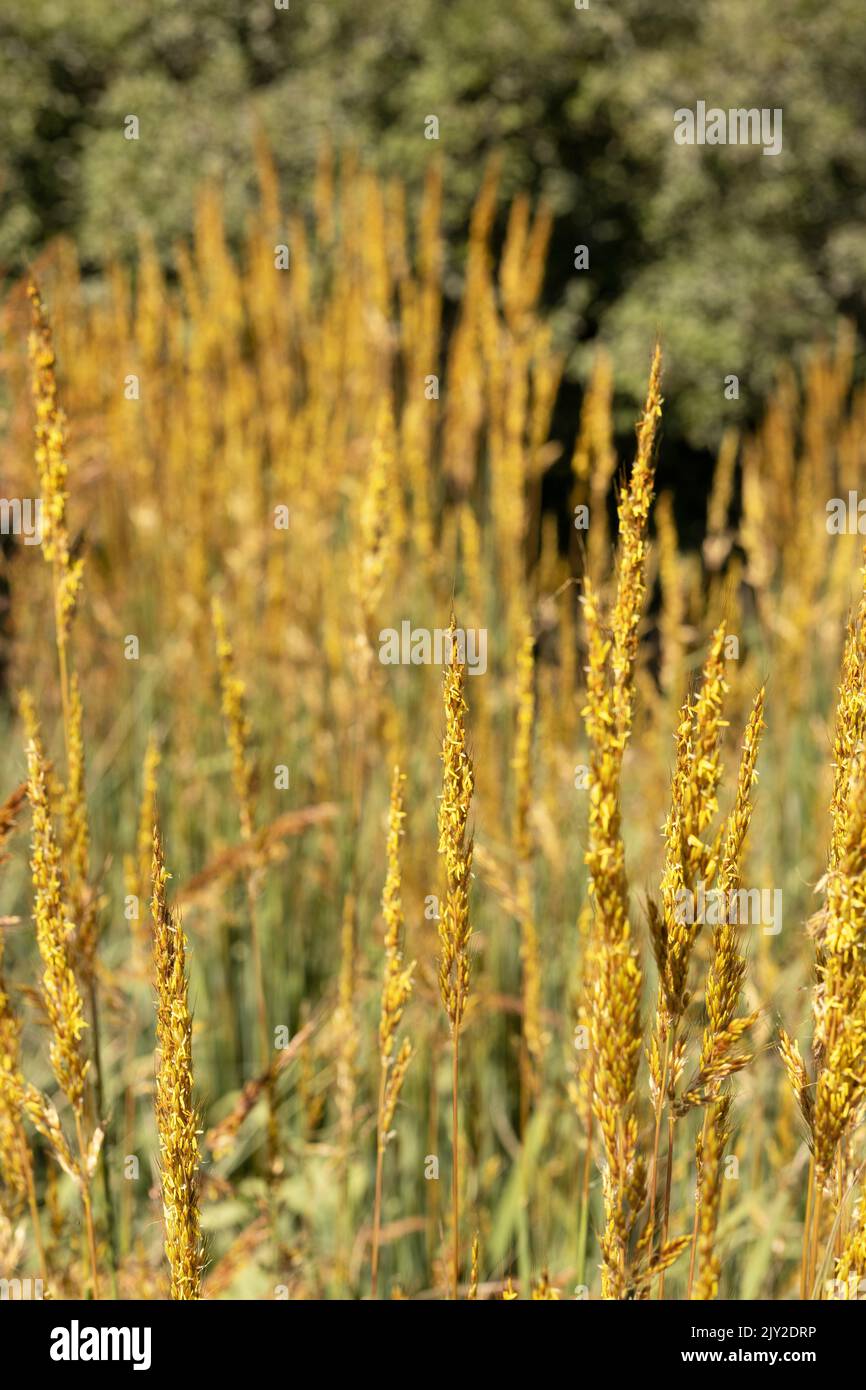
[1,148,866,1300]
[437,619,475,1296]
[371,765,414,1297]
[151,820,202,1300]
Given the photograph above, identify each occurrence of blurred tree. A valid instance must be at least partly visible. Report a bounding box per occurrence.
[2,0,866,446]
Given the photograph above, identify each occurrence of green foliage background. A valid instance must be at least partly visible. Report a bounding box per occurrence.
[2,0,866,444]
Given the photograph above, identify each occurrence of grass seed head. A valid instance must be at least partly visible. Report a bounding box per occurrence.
[152,820,202,1300]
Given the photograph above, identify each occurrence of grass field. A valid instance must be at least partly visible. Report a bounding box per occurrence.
[1,147,866,1300]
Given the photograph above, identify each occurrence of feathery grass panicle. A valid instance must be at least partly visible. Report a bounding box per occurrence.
[27,281,84,646]
[609,341,662,742]
[677,691,766,1295]
[808,577,866,1183]
[0,789,30,1217]
[437,620,475,1035]
[828,553,866,871]
[581,601,642,1290]
[27,279,68,560]
[371,766,415,1296]
[23,700,89,1111]
[718,686,766,893]
[581,349,663,1299]
[647,624,734,1296]
[381,1037,412,1137]
[811,785,866,1181]
[698,687,766,1080]
[437,617,475,1299]
[783,560,866,1294]
[27,288,116,1290]
[22,693,100,1294]
[0,936,29,1212]
[0,925,51,1283]
[121,732,162,1263]
[658,623,730,1024]
[684,625,730,850]
[152,820,202,1300]
[60,674,97,977]
[60,676,88,885]
[691,1097,730,1301]
[378,767,414,1081]
[778,1027,813,1132]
